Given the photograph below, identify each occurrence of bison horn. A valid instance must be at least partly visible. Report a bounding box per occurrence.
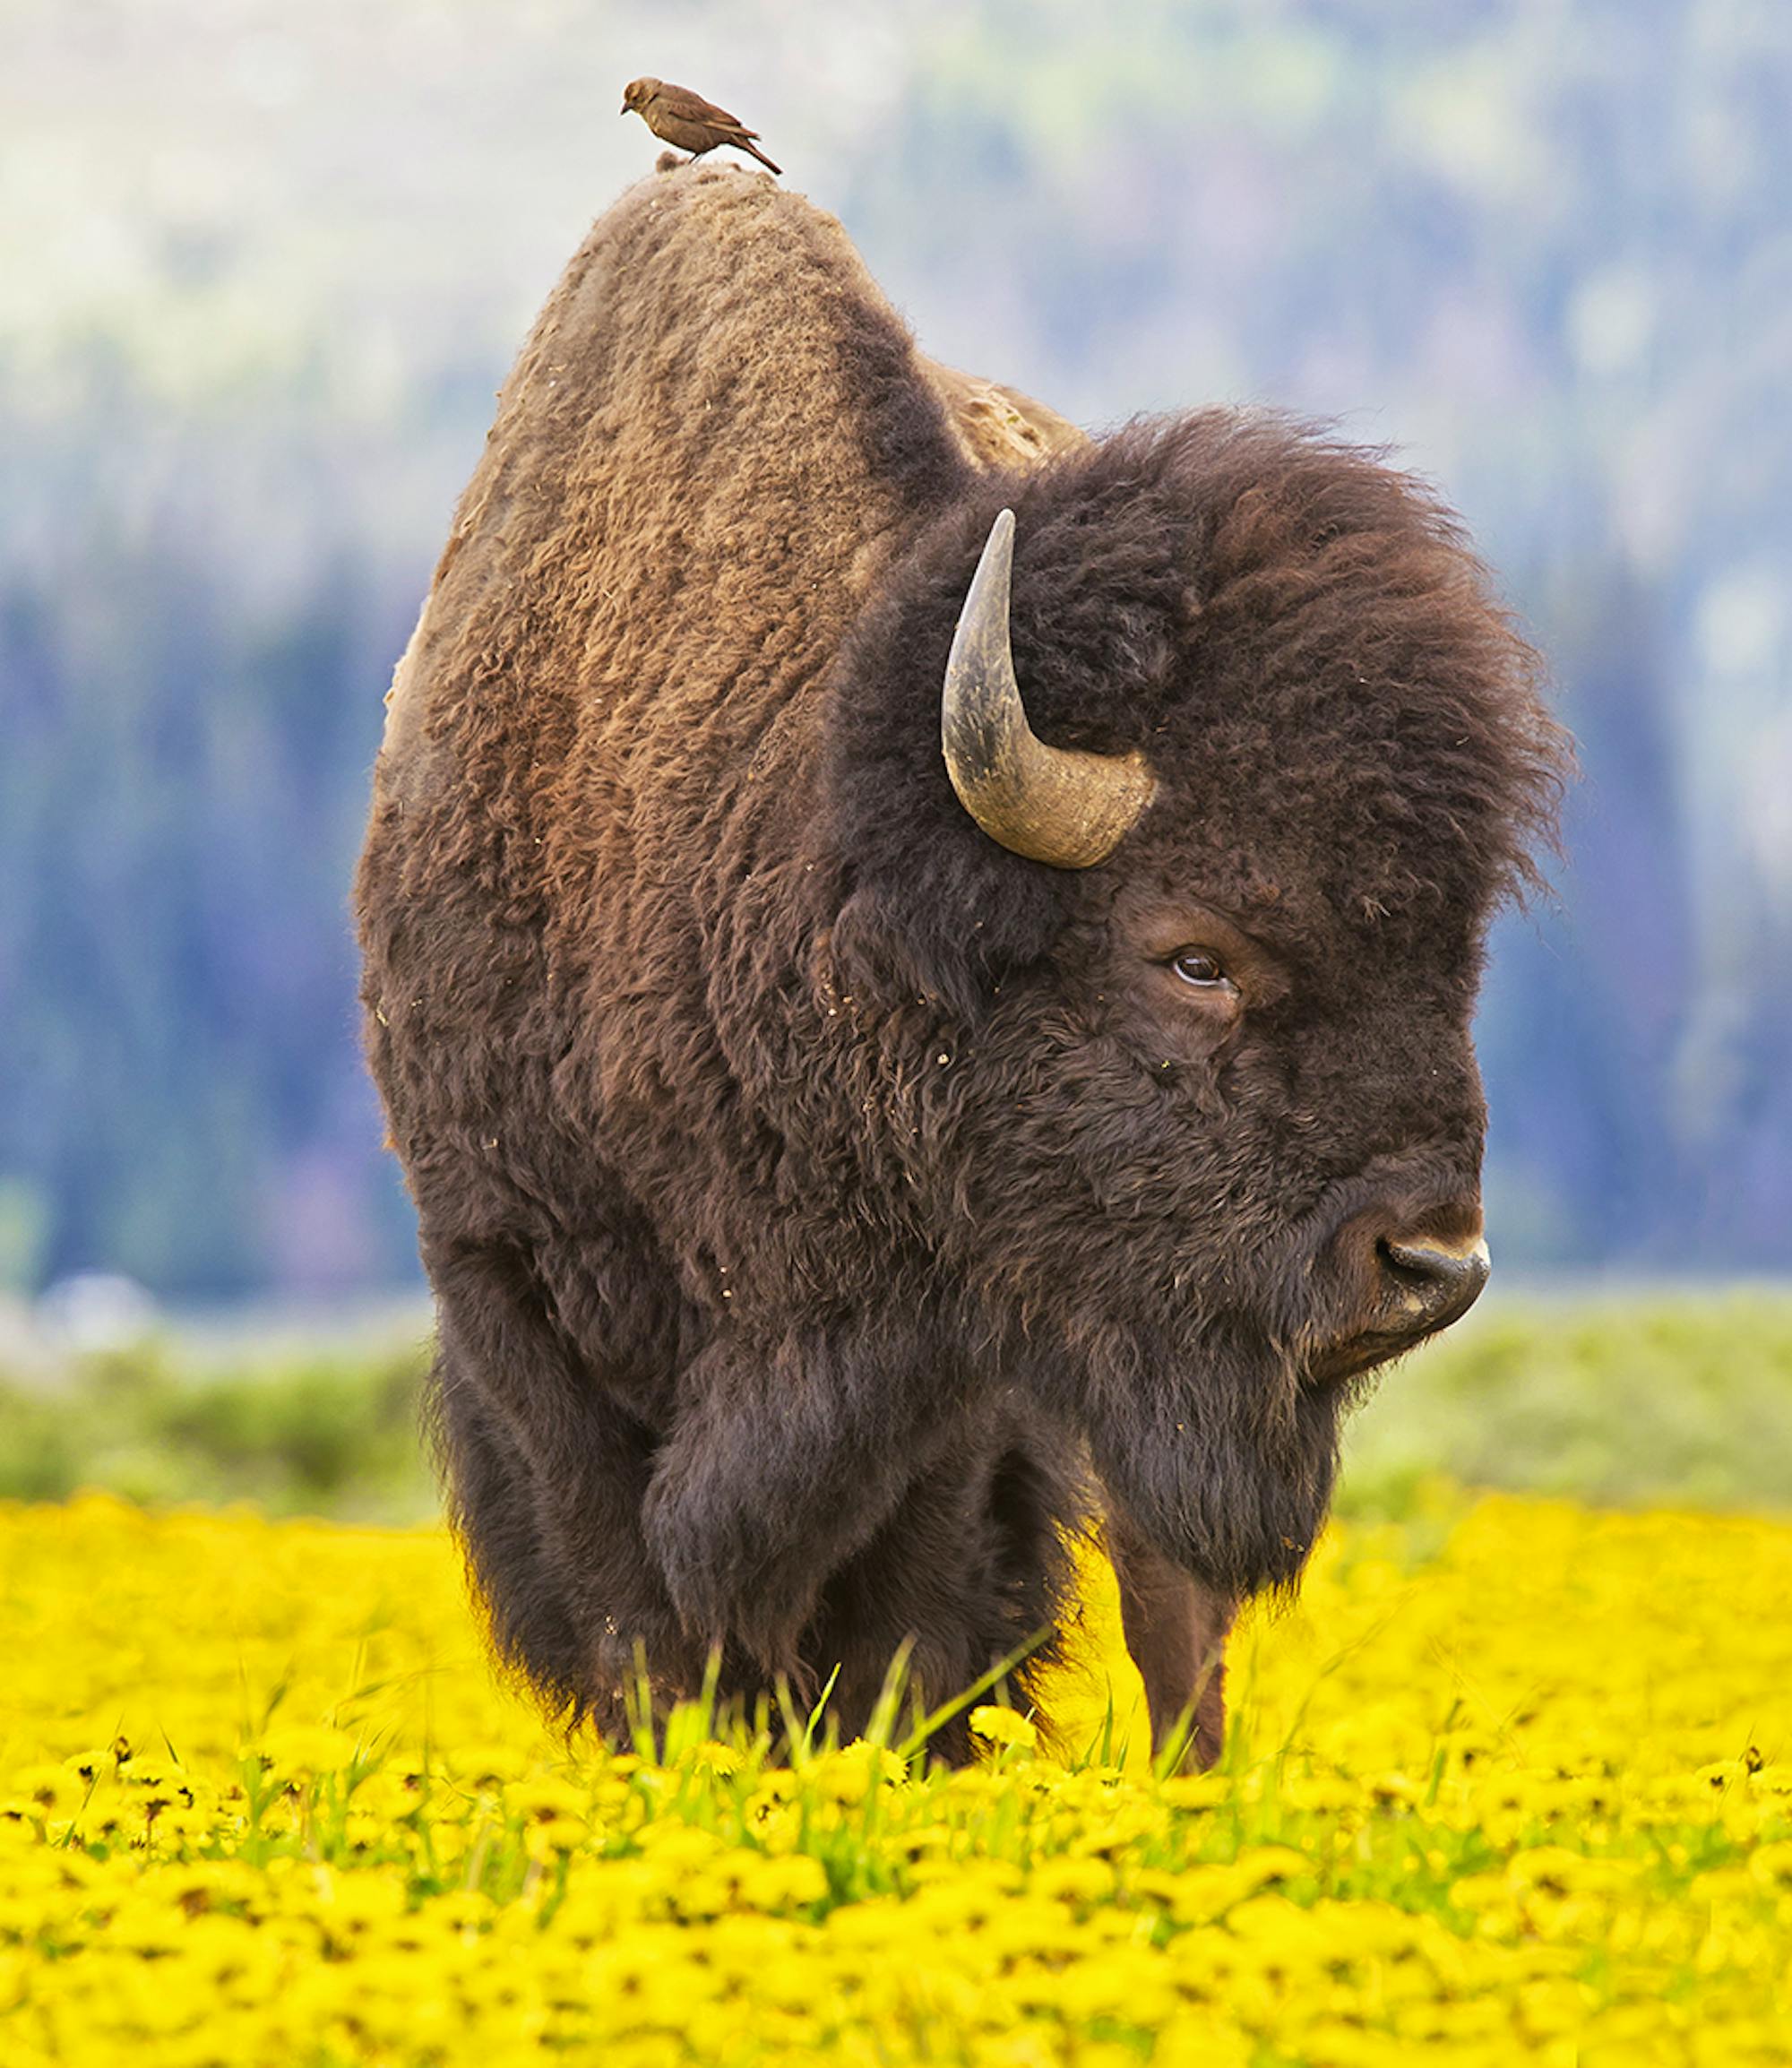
[941,509,1157,868]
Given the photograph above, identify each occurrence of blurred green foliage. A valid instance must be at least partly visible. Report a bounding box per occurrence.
[3,1293,1788,1526]
[0,1340,435,1522]
[1338,1289,1792,1521]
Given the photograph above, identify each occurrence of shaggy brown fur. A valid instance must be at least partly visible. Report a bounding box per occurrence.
[357,165,1567,1763]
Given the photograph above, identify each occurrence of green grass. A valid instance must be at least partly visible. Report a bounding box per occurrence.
[3,1287,1788,1523]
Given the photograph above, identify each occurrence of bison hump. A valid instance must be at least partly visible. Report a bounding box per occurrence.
[375,169,975,814]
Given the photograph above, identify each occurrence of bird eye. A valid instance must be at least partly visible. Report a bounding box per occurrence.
[1170,949,1227,987]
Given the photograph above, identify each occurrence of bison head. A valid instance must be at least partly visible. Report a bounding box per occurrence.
[823,410,1567,1602]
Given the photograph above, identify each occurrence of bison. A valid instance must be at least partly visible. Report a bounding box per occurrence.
[357,167,1566,1765]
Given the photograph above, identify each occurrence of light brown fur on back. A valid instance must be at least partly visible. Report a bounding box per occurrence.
[375,169,972,823]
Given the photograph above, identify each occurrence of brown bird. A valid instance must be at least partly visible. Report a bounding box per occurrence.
[620,77,782,177]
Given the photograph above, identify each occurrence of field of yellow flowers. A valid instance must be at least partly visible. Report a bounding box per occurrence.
[4,1488,1789,2066]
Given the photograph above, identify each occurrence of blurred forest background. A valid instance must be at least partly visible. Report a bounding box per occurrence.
[3,0,1789,1308]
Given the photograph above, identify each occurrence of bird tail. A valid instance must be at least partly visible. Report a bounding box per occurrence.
[739,136,782,177]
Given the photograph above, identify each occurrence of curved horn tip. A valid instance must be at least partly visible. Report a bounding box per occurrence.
[961,509,1016,617]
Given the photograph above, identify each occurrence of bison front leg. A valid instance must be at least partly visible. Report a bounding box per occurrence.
[426,1234,701,1721]
[1104,1504,1235,1771]
[642,1328,961,1679]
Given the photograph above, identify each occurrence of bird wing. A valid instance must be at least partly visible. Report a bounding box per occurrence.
[656,82,757,136]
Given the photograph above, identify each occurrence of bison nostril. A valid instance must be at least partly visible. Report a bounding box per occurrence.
[1376,1235,1490,1331]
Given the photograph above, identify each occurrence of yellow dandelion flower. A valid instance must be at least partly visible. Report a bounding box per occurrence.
[969,1704,1039,1752]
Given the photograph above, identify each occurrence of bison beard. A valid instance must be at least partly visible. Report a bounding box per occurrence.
[358,167,1567,1766]
[1066,1323,1348,1605]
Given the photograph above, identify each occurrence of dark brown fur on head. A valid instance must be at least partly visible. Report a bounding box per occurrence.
[356,169,1568,1761]
[824,414,1564,1598]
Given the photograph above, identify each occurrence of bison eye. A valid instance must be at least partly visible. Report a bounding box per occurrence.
[1170,949,1228,987]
